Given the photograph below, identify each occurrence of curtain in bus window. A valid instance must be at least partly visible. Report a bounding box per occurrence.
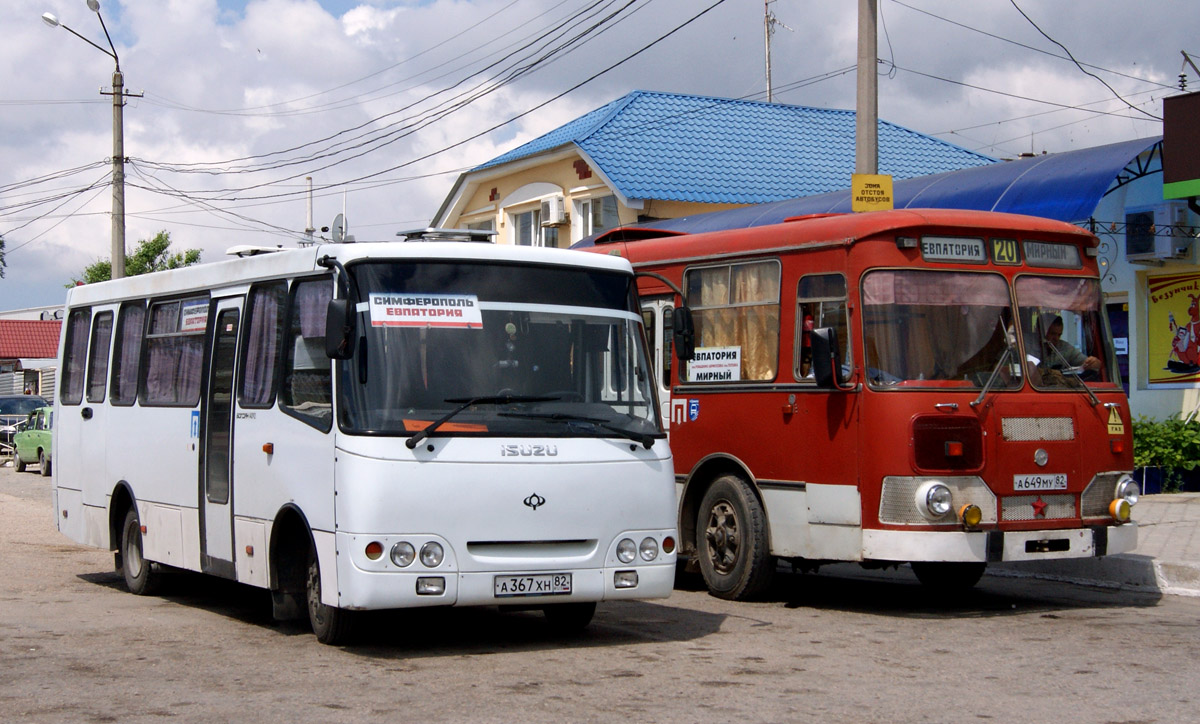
[61,309,91,405]
[863,271,1011,383]
[281,280,332,429]
[86,312,114,403]
[691,261,780,381]
[1014,276,1097,310]
[111,304,144,405]
[144,300,205,406]
[241,283,285,407]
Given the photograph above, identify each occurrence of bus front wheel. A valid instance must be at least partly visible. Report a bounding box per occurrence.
[306,547,356,645]
[910,561,986,590]
[696,475,774,600]
[120,508,160,595]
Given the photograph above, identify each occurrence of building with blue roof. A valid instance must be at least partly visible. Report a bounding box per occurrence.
[432,90,995,248]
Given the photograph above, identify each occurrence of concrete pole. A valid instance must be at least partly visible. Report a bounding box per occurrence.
[764,1,773,102]
[111,69,126,279]
[855,0,878,175]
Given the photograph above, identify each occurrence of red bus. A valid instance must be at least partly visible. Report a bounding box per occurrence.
[586,208,1139,599]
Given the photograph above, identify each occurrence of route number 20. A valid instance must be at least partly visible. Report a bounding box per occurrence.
[991,238,1020,265]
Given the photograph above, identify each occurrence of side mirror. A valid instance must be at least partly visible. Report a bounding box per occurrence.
[672,306,695,362]
[325,298,356,360]
[811,326,849,390]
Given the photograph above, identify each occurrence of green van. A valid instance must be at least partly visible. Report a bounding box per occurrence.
[14,406,52,476]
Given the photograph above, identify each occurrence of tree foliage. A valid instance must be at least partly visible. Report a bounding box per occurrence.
[70,231,201,286]
[0,233,7,279]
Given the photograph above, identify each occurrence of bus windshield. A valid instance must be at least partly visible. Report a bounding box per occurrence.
[863,270,1020,389]
[338,260,661,439]
[1015,275,1116,389]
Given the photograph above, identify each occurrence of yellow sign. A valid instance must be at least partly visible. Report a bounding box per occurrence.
[1147,272,1200,384]
[851,174,894,212]
[1107,406,1124,436]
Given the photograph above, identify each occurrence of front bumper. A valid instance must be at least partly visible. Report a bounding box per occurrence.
[862,523,1137,563]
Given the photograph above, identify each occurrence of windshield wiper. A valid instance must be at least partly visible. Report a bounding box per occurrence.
[1042,344,1101,406]
[498,411,658,449]
[405,394,558,449]
[970,345,1013,408]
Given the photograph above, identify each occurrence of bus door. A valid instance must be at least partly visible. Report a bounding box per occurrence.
[78,308,115,508]
[640,296,674,429]
[200,298,242,576]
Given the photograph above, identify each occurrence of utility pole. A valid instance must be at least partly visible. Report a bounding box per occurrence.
[103,69,128,279]
[855,0,878,175]
[765,1,773,102]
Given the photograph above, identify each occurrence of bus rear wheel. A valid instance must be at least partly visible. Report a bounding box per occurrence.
[696,475,774,600]
[306,547,356,645]
[120,508,160,595]
[911,561,986,590]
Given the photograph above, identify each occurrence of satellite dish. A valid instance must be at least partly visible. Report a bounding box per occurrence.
[331,213,345,243]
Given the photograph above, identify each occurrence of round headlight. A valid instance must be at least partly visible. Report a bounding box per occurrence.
[639,537,659,561]
[616,538,637,563]
[390,541,415,567]
[1116,477,1140,506]
[916,481,953,519]
[420,541,444,568]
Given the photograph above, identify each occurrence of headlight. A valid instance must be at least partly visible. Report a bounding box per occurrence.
[390,541,415,567]
[1115,477,1140,506]
[915,481,953,520]
[639,537,659,561]
[420,541,444,567]
[616,538,637,563]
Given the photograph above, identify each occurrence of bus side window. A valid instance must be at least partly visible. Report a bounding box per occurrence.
[110,302,146,406]
[795,274,849,382]
[60,308,92,406]
[240,281,287,408]
[85,311,114,403]
[682,260,781,382]
[281,277,333,431]
[142,297,208,407]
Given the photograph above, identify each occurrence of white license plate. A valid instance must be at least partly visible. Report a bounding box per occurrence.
[494,573,572,598]
[1013,474,1068,491]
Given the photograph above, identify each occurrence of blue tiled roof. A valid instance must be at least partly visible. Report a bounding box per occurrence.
[475,90,996,204]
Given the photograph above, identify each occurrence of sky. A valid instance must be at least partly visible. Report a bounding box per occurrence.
[1,0,1193,309]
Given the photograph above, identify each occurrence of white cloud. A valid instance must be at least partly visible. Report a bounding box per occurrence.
[1,0,1191,308]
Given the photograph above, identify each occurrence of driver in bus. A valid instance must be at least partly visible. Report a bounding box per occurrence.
[1043,316,1101,373]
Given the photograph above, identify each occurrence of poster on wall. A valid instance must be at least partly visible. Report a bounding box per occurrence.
[1148,272,1200,384]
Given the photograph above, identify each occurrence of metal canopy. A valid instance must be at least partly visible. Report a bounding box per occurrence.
[574,137,1161,245]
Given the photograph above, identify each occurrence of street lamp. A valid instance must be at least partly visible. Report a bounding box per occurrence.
[42,0,129,279]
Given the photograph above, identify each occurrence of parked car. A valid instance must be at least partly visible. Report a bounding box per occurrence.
[1,395,49,452]
[14,406,53,475]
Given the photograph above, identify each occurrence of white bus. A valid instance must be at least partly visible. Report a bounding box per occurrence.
[52,230,677,644]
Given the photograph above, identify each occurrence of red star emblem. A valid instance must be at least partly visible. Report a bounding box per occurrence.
[1031,496,1048,518]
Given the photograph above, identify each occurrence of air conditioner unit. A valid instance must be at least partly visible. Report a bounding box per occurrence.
[540,196,566,225]
[1125,201,1195,262]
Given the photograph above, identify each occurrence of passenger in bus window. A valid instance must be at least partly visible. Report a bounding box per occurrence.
[1043,316,1101,373]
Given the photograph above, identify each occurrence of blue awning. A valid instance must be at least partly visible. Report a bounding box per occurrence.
[574,137,1161,244]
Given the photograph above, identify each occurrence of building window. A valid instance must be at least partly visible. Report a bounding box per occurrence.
[511,208,558,248]
[580,195,619,236]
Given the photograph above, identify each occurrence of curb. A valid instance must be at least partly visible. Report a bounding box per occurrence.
[990,554,1200,597]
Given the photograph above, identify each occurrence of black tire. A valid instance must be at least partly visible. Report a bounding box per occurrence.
[120,508,160,595]
[38,451,50,477]
[911,561,986,590]
[306,546,355,645]
[542,601,596,632]
[696,474,774,600]
[13,453,26,473]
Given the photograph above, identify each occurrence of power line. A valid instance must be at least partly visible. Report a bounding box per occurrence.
[1008,0,1161,121]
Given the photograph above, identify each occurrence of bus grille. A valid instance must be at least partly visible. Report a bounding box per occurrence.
[1001,417,1075,441]
[879,476,997,525]
[1081,473,1122,518]
[1000,494,1075,521]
